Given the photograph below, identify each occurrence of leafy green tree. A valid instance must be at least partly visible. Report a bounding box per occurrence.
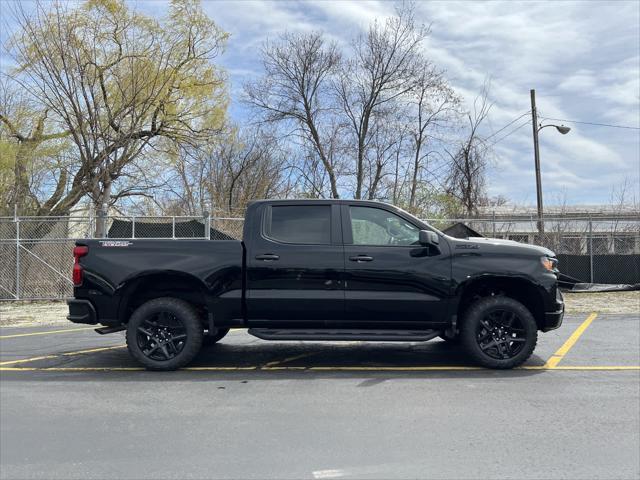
[8,0,229,232]
[0,83,70,215]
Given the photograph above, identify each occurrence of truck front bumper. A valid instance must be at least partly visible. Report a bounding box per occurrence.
[67,299,98,325]
[542,288,564,332]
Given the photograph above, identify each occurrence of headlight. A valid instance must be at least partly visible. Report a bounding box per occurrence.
[540,256,558,272]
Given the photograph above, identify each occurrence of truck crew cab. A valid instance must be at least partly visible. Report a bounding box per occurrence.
[68,200,564,370]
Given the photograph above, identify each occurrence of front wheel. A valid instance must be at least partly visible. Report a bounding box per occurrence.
[460,296,537,369]
[126,297,203,371]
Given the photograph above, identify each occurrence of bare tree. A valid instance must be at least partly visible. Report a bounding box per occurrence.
[365,114,404,200]
[8,0,229,234]
[245,32,341,198]
[335,4,428,199]
[246,5,467,207]
[159,128,292,216]
[445,84,492,216]
[405,63,459,209]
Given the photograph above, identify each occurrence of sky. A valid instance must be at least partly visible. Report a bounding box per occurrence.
[2,0,639,206]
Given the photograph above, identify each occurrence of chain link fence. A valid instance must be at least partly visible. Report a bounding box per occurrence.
[0,213,637,300]
[0,215,245,300]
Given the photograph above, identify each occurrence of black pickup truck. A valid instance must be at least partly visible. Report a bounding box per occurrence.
[68,199,564,370]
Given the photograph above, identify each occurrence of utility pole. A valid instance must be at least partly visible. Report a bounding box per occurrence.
[530,89,544,234]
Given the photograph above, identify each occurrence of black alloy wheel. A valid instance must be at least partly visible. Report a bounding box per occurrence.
[461,296,537,369]
[136,312,187,361]
[475,309,526,360]
[126,297,203,370]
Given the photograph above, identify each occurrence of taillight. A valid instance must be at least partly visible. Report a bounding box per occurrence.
[73,246,89,286]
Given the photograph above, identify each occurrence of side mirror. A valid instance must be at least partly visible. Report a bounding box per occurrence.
[419,230,439,246]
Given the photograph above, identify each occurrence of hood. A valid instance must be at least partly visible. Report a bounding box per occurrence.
[449,236,555,257]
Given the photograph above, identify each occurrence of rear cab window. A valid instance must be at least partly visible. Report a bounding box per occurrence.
[265,205,332,245]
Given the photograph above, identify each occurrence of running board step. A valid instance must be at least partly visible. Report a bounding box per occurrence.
[247,328,441,342]
[95,325,126,335]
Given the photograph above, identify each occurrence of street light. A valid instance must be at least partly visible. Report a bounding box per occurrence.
[539,124,571,135]
[530,89,571,233]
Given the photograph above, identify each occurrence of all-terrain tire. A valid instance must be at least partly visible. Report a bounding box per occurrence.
[126,297,203,371]
[202,328,230,346]
[460,296,537,369]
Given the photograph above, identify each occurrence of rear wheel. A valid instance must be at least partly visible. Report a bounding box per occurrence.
[202,328,230,346]
[126,297,203,371]
[460,296,537,369]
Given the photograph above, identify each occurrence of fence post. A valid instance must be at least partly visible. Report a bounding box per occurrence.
[89,207,94,239]
[15,218,20,300]
[204,212,210,240]
[172,216,176,239]
[131,216,136,239]
[95,207,108,238]
[589,215,594,283]
[492,210,496,237]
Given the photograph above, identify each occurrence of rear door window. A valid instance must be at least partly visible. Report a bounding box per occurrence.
[267,205,331,244]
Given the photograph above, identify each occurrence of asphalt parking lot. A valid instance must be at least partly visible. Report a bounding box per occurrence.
[1,313,639,480]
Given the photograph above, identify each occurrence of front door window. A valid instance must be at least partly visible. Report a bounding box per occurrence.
[350,206,420,246]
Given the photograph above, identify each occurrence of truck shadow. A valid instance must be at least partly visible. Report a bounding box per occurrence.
[196,340,548,375]
[1,339,549,381]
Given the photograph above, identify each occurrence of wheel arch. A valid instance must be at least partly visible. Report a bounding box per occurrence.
[117,271,210,324]
[455,275,546,330]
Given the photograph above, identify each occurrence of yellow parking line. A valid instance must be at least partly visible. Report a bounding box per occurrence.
[0,367,143,371]
[0,354,59,366]
[185,366,258,371]
[60,345,126,356]
[1,365,639,372]
[0,327,244,341]
[264,352,320,368]
[544,312,598,369]
[0,326,97,340]
[551,366,640,371]
[0,345,126,366]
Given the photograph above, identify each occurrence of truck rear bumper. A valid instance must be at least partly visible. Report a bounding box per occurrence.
[67,299,97,325]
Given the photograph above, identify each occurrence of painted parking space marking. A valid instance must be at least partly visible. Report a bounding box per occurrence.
[0,366,144,371]
[2,312,638,373]
[0,345,126,366]
[263,351,320,368]
[0,326,97,340]
[0,326,245,341]
[1,365,638,372]
[0,354,59,366]
[544,312,598,368]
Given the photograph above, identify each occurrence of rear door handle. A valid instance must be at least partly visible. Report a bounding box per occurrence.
[349,255,374,262]
[255,254,280,261]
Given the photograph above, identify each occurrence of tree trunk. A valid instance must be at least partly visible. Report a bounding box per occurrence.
[12,140,39,215]
[409,143,421,209]
[94,181,112,238]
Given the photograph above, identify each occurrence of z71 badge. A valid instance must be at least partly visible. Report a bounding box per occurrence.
[99,241,132,247]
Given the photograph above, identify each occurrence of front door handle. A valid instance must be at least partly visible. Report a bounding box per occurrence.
[255,254,280,261]
[349,255,374,262]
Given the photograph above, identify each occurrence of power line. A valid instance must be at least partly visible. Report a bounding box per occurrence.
[488,119,532,147]
[484,111,531,142]
[539,116,640,130]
